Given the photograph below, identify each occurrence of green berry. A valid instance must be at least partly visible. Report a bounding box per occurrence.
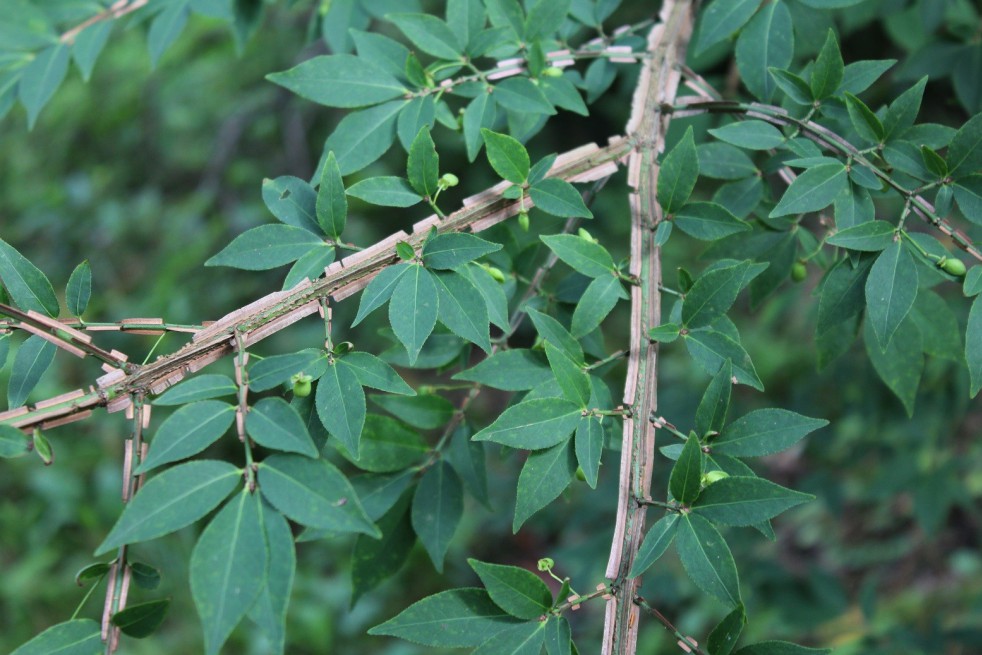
[941,257,966,277]
[486,266,506,283]
[791,261,807,282]
[578,227,598,244]
[575,467,586,482]
[518,211,530,232]
[440,173,459,188]
[542,66,564,78]
[701,470,728,487]
[291,372,313,397]
[537,557,555,571]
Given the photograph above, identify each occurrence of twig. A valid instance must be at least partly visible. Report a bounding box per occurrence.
[60,0,148,45]
[635,596,709,655]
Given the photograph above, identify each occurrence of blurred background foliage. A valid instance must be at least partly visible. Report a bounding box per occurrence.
[1,0,981,653]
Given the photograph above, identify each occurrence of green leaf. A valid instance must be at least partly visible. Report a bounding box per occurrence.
[694,0,760,56]
[692,477,813,525]
[408,127,440,197]
[453,349,553,391]
[707,605,747,655]
[0,424,30,459]
[545,343,590,407]
[965,265,982,296]
[324,100,406,175]
[844,92,885,143]
[574,416,603,488]
[316,361,366,456]
[352,29,412,79]
[339,352,415,395]
[469,559,552,619]
[529,179,592,218]
[472,398,580,449]
[865,240,918,350]
[658,126,699,214]
[128,562,160,591]
[682,261,766,329]
[570,275,627,337]
[257,454,378,537]
[72,21,111,82]
[946,112,982,177]
[524,0,569,40]
[629,514,680,577]
[266,54,406,108]
[864,316,922,416]
[695,359,732,438]
[670,433,704,504]
[347,177,422,207]
[464,92,497,161]
[435,271,492,352]
[353,263,412,326]
[352,493,414,606]
[684,329,762,390]
[709,120,785,150]
[544,616,572,655]
[137,401,236,473]
[398,96,436,150]
[770,163,847,217]
[96,460,240,555]
[735,1,793,101]
[732,642,830,655]
[648,323,681,343]
[191,491,268,655]
[412,461,462,572]
[540,75,588,116]
[65,260,91,317]
[677,513,741,607]
[540,234,615,278]
[817,256,874,334]
[248,350,327,393]
[283,245,336,290]
[838,59,895,95]
[147,2,188,66]
[826,221,896,251]
[810,30,843,100]
[351,472,416,521]
[447,0,486,49]
[968,295,982,397]
[883,77,927,141]
[513,438,576,531]
[372,393,454,430]
[0,237,60,316]
[261,176,320,233]
[473,621,547,655]
[316,152,346,238]
[423,233,503,270]
[674,202,751,241]
[7,335,55,408]
[388,13,462,60]
[390,265,439,364]
[481,128,530,183]
[247,397,318,457]
[336,414,427,472]
[713,409,828,457]
[460,263,510,329]
[111,599,170,638]
[205,225,324,270]
[10,619,102,655]
[19,43,69,129]
[528,309,584,362]
[768,68,813,105]
[247,502,295,652]
[368,588,522,647]
[493,76,556,115]
[834,183,874,230]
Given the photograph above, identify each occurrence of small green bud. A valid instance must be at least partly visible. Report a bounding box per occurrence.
[542,66,564,78]
[791,261,807,282]
[32,429,53,466]
[486,266,506,283]
[518,211,530,232]
[575,467,587,482]
[577,227,598,244]
[537,557,555,571]
[941,256,966,277]
[701,470,728,487]
[439,173,459,188]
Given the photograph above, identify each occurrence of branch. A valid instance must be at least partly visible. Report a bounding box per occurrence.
[0,138,630,434]
[60,0,148,45]
[602,2,695,654]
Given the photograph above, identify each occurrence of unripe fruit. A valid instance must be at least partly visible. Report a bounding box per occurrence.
[291,372,313,397]
[577,227,598,244]
[518,211,530,232]
[537,557,555,571]
[486,266,506,283]
[941,257,966,277]
[440,173,459,188]
[542,66,564,78]
[791,261,807,282]
[575,466,587,481]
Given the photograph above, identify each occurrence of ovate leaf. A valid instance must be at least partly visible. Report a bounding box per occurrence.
[10,619,101,655]
[412,462,463,572]
[468,559,552,619]
[529,178,592,218]
[629,514,679,577]
[513,438,576,531]
[96,461,240,555]
[471,398,580,449]
[540,234,615,278]
[316,152,346,238]
[247,397,319,457]
[658,126,699,214]
[691,477,813,525]
[670,433,704,504]
[7,335,55,408]
[138,401,236,473]
[694,0,760,56]
[408,127,440,198]
[423,233,502,270]
[267,54,406,107]
[770,163,847,217]
[315,362,366,456]
[713,409,828,457]
[390,265,439,364]
[481,128,530,183]
[735,1,794,102]
[676,514,741,608]
[65,260,91,317]
[205,225,324,270]
[0,237,60,317]
[865,240,918,350]
[190,491,268,655]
